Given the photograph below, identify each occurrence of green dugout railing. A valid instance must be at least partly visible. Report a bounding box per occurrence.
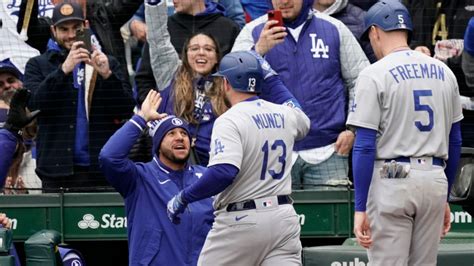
[0,189,473,241]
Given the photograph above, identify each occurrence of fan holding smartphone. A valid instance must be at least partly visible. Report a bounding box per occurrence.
[23,2,134,191]
[267,10,283,28]
[76,28,93,54]
[252,9,287,56]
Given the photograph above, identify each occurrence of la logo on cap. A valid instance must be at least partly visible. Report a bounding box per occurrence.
[60,4,74,16]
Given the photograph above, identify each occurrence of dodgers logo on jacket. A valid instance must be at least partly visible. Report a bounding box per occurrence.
[309,33,329,59]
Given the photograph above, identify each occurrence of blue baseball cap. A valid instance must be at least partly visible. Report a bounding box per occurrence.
[0,59,21,79]
[361,0,413,42]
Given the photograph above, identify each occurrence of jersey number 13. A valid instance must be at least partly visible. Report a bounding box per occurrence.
[260,139,286,180]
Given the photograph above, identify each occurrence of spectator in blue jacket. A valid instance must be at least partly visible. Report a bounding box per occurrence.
[232,0,369,189]
[99,90,214,266]
[313,0,376,63]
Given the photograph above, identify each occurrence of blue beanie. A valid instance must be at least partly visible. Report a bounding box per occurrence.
[0,58,22,80]
[148,116,191,155]
[464,17,474,57]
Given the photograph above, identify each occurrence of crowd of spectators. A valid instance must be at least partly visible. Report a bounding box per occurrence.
[0,0,473,194]
[0,1,472,265]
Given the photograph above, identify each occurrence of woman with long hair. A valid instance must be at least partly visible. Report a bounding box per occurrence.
[145,2,299,165]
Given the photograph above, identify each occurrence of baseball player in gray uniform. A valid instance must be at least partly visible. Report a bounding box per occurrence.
[167,50,310,265]
[347,1,463,265]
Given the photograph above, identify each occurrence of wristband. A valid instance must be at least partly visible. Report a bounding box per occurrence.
[346,125,356,136]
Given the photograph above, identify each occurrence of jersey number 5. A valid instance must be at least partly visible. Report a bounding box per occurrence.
[413,89,434,131]
[260,140,286,180]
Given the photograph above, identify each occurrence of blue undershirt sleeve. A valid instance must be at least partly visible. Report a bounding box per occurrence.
[352,127,377,212]
[445,121,462,197]
[182,163,239,203]
[260,75,301,109]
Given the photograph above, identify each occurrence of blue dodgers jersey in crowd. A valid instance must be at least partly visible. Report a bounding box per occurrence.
[99,116,214,266]
[249,13,367,151]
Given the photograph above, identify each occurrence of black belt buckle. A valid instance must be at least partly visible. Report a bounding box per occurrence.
[226,200,256,212]
[226,195,292,212]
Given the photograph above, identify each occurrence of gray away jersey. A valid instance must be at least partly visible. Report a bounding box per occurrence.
[208,98,310,210]
[347,50,463,160]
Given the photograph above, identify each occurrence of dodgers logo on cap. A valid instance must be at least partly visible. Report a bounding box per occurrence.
[172,117,184,126]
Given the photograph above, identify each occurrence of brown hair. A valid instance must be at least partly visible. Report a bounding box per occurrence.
[172,32,228,124]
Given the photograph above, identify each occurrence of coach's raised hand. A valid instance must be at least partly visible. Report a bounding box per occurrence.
[137,90,167,122]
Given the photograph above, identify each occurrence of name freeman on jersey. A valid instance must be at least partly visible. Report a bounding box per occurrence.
[252,113,285,130]
[389,63,445,83]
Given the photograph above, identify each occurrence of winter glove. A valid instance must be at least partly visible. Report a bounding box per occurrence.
[4,89,40,137]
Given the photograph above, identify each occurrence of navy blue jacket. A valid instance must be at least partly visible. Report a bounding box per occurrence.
[24,49,134,179]
[99,115,213,266]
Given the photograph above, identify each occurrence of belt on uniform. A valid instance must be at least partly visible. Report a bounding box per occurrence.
[385,157,445,167]
[226,195,292,212]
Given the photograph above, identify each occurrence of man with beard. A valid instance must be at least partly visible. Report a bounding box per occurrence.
[24,2,134,191]
[0,59,23,127]
[99,90,214,266]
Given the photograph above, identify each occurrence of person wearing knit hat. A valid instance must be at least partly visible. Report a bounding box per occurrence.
[462,17,474,88]
[99,90,213,265]
[148,115,191,158]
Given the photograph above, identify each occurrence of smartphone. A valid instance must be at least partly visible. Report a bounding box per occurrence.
[76,28,92,53]
[267,10,283,28]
